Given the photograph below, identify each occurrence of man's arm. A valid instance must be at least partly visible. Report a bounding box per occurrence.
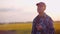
[31,20,37,34]
[48,18,55,34]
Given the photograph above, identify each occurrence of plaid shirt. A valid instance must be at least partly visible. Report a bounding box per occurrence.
[31,13,55,34]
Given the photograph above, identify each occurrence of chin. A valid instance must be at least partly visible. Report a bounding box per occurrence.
[39,12,43,13]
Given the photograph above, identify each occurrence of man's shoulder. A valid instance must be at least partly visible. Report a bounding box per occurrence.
[45,14,53,21]
[42,13,51,19]
[33,15,38,20]
[33,15,39,22]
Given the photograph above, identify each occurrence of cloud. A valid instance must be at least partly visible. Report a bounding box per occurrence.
[0,8,16,12]
[0,8,23,12]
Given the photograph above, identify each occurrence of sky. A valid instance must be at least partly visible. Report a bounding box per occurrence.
[0,0,60,23]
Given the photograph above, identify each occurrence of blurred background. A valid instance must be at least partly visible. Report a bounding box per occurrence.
[0,0,60,34]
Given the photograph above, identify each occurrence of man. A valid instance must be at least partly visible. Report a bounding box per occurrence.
[31,2,55,34]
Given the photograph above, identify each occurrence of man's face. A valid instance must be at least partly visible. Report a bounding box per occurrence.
[37,4,46,14]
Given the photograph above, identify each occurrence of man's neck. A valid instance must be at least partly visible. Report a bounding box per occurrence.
[39,12,44,17]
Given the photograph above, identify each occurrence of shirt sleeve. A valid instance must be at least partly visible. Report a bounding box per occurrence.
[31,20,37,34]
[48,18,55,34]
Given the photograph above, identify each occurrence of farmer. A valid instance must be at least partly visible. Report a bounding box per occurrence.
[31,2,55,34]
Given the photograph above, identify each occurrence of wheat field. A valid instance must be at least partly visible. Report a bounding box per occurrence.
[0,22,60,34]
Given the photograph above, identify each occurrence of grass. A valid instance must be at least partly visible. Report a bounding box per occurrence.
[0,22,60,34]
[0,23,32,30]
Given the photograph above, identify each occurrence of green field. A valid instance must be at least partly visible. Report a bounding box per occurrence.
[0,21,60,34]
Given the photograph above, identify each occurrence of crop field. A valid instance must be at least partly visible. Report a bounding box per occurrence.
[0,21,60,34]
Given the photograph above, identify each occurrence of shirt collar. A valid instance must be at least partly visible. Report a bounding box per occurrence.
[38,13,47,18]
